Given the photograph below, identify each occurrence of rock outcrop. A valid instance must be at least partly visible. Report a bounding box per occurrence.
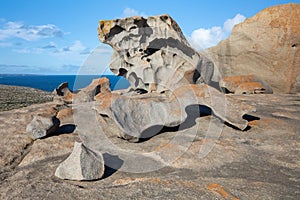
[1,6,300,198]
[53,82,73,104]
[207,3,300,93]
[1,93,299,199]
[220,75,273,94]
[26,115,60,140]
[98,14,214,93]
[74,77,111,103]
[19,12,293,183]
[55,141,105,180]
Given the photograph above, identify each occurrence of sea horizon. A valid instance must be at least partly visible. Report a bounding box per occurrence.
[0,74,130,92]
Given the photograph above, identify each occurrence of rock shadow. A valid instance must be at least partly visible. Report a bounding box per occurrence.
[138,105,260,142]
[138,105,211,142]
[56,124,77,134]
[43,124,77,139]
[101,153,124,179]
[224,114,260,131]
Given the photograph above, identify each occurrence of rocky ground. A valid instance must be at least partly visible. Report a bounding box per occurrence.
[0,93,299,199]
[0,85,53,111]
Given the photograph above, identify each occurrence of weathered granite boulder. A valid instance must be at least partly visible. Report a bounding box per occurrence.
[53,82,74,104]
[220,75,273,94]
[94,84,254,142]
[26,115,60,140]
[98,14,214,93]
[207,3,300,93]
[94,14,255,143]
[55,141,105,181]
[53,78,111,104]
[74,77,111,103]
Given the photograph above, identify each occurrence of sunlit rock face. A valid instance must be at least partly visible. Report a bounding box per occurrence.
[207,3,300,93]
[98,14,214,93]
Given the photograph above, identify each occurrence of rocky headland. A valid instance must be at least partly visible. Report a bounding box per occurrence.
[0,3,299,200]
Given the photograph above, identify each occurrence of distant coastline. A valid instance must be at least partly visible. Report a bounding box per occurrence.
[0,74,130,92]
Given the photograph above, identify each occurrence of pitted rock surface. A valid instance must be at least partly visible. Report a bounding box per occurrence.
[98,14,214,93]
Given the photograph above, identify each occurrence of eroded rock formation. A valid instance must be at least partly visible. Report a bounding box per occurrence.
[2,5,300,198]
[29,14,258,181]
[98,14,214,93]
[207,3,300,93]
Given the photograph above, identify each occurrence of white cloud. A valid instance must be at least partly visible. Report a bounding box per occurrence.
[121,7,147,18]
[0,21,64,41]
[190,26,225,50]
[223,14,246,33]
[53,40,90,55]
[189,14,246,50]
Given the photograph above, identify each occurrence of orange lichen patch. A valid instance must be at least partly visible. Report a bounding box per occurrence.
[208,183,239,200]
[56,108,73,120]
[82,78,111,95]
[248,120,260,126]
[222,75,255,85]
[94,93,112,108]
[99,20,113,36]
[63,91,74,103]
[173,84,208,99]
[154,143,181,153]
[112,177,200,189]
[255,117,291,130]
[96,77,111,93]
[221,75,255,92]
[235,82,265,94]
[112,177,171,187]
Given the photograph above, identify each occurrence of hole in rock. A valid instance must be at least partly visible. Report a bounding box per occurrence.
[129,26,137,31]
[118,68,128,76]
[134,18,149,28]
[94,85,101,96]
[108,25,125,37]
[160,15,169,21]
[136,88,148,94]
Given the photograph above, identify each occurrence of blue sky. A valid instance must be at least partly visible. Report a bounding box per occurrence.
[0,0,298,74]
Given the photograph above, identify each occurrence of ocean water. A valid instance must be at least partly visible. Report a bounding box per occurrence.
[0,74,130,92]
